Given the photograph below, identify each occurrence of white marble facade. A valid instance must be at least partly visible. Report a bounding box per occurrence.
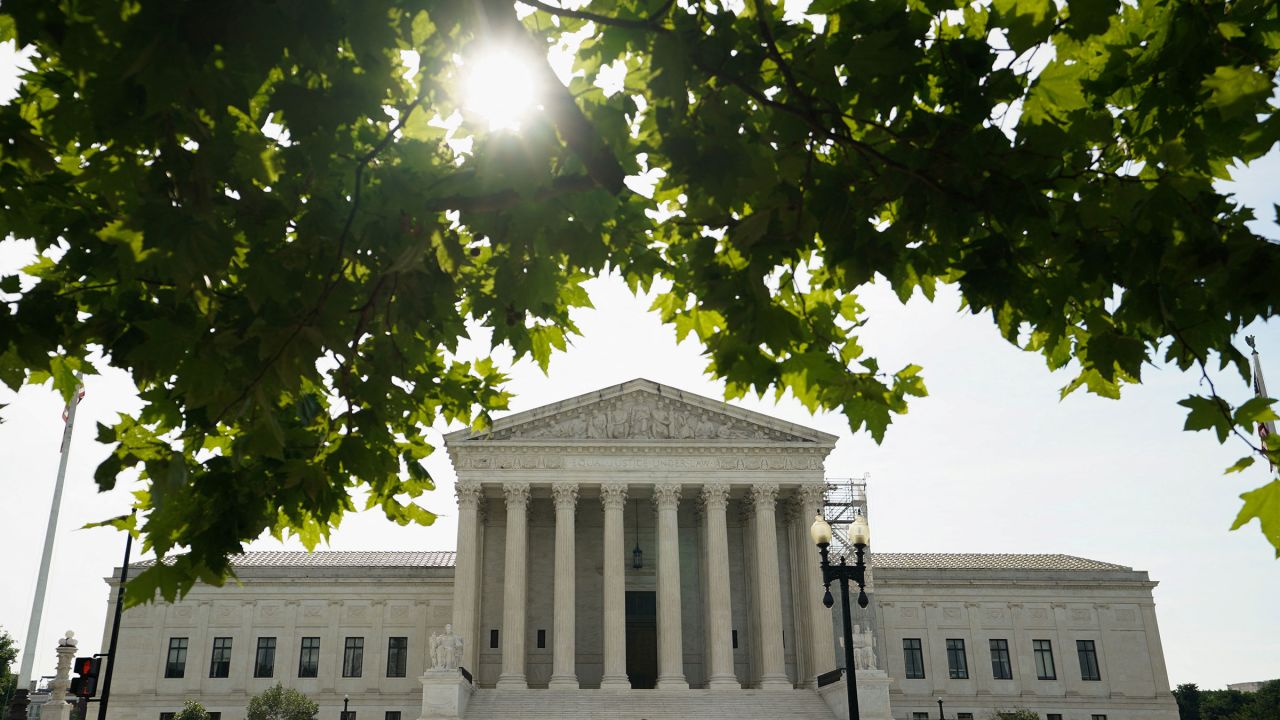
[95,379,1181,720]
[448,379,839,691]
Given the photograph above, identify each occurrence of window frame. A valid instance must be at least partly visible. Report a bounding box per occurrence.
[989,638,1013,680]
[384,713,401,720]
[164,637,188,679]
[342,637,364,678]
[945,638,969,679]
[1076,639,1101,681]
[1033,639,1057,680]
[254,637,276,679]
[903,638,926,679]
[386,637,408,678]
[298,637,321,678]
[208,637,232,679]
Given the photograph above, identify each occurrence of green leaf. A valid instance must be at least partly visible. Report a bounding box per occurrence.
[1230,480,1280,558]
[1224,456,1255,474]
[1178,395,1232,443]
[1202,66,1273,119]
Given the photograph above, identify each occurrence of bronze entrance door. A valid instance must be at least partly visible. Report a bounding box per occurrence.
[625,590,657,689]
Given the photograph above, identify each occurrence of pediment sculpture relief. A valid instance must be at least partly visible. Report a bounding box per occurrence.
[485,394,802,441]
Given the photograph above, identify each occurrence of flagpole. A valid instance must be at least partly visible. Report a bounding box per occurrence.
[16,379,83,691]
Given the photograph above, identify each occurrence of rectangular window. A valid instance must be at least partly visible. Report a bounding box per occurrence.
[1047,715,1063,720]
[489,630,499,649]
[160,714,175,720]
[990,639,1013,680]
[208,714,221,720]
[1033,639,1057,680]
[340,713,355,720]
[1077,639,1101,681]
[1092,716,1108,720]
[732,630,738,649]
[343,637,364,678]
[912,714,929,720]
[903,638,926,679]
[957,714,974,720]
[386,637,408,678]
[254,637,276,678]
[946,639,969,679]
[536,629,546,649]
[164,638,188,679]
[385,713,401,720]
[209,637,232,678]
[298,637,320,678]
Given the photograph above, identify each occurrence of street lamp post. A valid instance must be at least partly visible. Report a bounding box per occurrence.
[342,695,349,720]
[810,512,872,720]
[937,697,946,719]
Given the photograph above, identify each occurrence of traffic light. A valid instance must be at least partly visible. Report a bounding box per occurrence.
[69,657,101,698]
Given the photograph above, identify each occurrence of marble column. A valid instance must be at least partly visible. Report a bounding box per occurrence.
[599,485,630,689]
[653,483,689,689]
[786,497,816,688]
[451,482,484,673]
[700,483,738,689]
[497,482,530,689]
[749,483,791,689]
[549,482,580,689]
[797,484,837,681]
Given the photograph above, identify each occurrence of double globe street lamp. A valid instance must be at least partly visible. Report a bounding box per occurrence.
[810,512,872,720]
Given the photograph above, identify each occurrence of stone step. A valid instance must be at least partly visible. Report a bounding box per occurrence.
[462,688,838,720]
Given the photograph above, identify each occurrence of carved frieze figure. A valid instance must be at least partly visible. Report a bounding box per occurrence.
[430,624,464,670]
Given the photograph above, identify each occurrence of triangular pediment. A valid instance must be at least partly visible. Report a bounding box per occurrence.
[445,379,837,445]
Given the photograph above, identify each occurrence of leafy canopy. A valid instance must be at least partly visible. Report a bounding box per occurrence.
[1,0,1278,600]
[246,684,318,720]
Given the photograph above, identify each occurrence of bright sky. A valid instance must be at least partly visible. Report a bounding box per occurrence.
[3,25,1280,693]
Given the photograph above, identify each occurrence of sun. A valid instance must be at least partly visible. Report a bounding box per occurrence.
[461,46,543,131]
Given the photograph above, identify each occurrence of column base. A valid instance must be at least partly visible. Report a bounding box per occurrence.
[547,675,580,689]
[707,674,741,690]
[495,674,527,689]
[656,674,690,690]
[599,675,631,690]
[757,674,792,690]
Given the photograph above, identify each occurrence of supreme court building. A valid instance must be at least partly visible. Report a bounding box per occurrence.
[96,379,1181,720]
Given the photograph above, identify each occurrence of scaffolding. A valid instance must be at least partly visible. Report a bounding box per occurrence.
[823,474,869,557]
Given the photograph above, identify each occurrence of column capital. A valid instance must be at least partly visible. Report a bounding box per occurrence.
[600,484,628,510]
[552,482,579,509]
[748,482,779,510]
[700,483,731,510]
[796,484,826,510]
[652,483,682,510]
[456,482,484,508]
[503,482,530,507]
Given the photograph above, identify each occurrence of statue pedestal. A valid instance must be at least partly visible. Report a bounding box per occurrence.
[817,669,893,720]
[417,670,473,720]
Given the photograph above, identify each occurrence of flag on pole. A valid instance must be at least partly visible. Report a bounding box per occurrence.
[1246,336,1275,467]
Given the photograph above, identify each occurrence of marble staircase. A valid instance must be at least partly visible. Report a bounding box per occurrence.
[461,688,839,720]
